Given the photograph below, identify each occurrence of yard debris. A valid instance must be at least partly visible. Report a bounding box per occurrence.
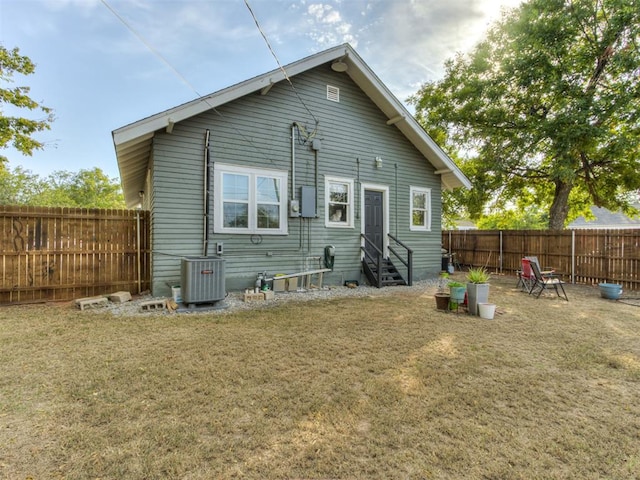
[166,299,179,312]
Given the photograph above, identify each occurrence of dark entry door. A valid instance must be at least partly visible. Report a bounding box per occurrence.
[364,190,384,258]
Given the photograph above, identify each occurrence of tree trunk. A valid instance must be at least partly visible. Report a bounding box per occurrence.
[548,180,573,230]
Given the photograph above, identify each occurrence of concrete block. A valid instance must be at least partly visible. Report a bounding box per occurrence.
[109,291,132,303]
[76,296,108,311]
[140,299,166,311]
[286,277,298,292]
[243,292,264,302]
[263,290,275,300]
[273,278,286,292]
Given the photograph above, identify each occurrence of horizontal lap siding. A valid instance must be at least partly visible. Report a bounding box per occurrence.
[151,64,442,295]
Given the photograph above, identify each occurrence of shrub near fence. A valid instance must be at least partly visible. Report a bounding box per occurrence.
[1,205,150,303]
[443,229,640,291]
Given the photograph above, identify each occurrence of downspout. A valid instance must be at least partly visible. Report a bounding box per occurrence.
[203,129,211,256]
[291,124,296,201]
[355,158,360,219]
[314,148,319,216]
[394,163,398,237]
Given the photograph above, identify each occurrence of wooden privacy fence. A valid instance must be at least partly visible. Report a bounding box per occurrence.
[443,229,640,291]
[1,206,150,304]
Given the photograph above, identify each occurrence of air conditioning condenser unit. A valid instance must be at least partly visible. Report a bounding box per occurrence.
[181,256,225,306]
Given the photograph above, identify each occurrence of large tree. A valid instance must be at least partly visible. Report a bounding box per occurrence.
[0,46,54,163]
[411,0,640,229]
[0,166,125,208]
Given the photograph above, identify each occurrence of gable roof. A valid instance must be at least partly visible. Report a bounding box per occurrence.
[113,43,471,208]
[568,204,640,229]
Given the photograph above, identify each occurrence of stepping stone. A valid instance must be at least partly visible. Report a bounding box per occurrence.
[109,291,132,303]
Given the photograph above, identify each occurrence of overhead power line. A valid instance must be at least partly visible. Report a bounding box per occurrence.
[243,0,319,125]
[100,0,202,97]
[100,0,271,162]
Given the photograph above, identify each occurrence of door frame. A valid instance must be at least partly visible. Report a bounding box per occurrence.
[360,183,389,260]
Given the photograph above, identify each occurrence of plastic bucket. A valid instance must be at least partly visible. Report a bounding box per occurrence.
[478,303,496,319]
[598,283,622,300]
[171,285,182,303]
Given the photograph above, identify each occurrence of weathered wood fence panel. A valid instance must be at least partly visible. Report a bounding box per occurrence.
[443,229,640,291]
[1,206,150,303]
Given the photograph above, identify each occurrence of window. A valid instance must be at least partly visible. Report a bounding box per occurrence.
[410,186,431,231]
[325,176,354,227]
[213,164,288,235]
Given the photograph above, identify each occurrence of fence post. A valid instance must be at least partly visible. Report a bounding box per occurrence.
[499,230,503,273]
[571,229,575,284]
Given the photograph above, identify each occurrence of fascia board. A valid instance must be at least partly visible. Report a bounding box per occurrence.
[113,46,351,148]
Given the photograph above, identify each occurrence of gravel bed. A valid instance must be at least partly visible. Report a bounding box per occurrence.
[100,279,440,317]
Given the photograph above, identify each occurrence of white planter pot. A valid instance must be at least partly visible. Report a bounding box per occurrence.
[467,283,490,315]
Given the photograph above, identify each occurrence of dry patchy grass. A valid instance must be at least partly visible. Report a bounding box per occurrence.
[1,276,640,479]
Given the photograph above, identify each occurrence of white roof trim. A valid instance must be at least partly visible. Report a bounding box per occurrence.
[113,44,470,207]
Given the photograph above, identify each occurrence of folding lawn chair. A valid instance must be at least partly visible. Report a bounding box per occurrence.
[525,256,555,275]
[518,258,536,293]
[530,261,568,301]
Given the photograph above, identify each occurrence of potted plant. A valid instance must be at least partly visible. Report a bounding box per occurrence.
[434,272,451,311]
[466,267,491,315]
[448,280,466,309]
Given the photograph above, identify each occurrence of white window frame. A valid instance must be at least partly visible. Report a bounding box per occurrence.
[410,186,432,231]
[325,176,354,228]
[213,163,288,235]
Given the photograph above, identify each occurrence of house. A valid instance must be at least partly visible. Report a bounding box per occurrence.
[112,44,470,297]
[568,204,640,229]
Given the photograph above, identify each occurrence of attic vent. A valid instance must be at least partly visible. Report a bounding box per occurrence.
[327,85,340,102]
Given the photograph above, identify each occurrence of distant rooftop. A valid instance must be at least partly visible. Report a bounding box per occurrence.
[568,204,640,229]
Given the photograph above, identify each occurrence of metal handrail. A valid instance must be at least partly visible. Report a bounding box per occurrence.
[360,233,413,287]
[388,233,413,286]
[360,234,383,288]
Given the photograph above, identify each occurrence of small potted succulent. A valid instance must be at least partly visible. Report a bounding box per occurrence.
[448,280,466,309]
[466,267,491,315]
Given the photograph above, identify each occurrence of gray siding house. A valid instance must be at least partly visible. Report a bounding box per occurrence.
[113,44,470,296]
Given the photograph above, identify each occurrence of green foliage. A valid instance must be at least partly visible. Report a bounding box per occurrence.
[477,204,548,230]
[0,165,125,208]
[0,46,54,162]
[412,0,640,229]
[466,267,491,284]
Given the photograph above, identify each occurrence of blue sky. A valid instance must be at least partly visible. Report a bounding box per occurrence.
[1,0,520,182]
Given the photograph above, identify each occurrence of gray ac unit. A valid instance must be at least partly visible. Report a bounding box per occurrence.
[181,256,225,305]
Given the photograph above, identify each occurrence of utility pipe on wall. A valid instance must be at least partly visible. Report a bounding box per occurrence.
[291,125,296,200]
[203,129,211,256]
